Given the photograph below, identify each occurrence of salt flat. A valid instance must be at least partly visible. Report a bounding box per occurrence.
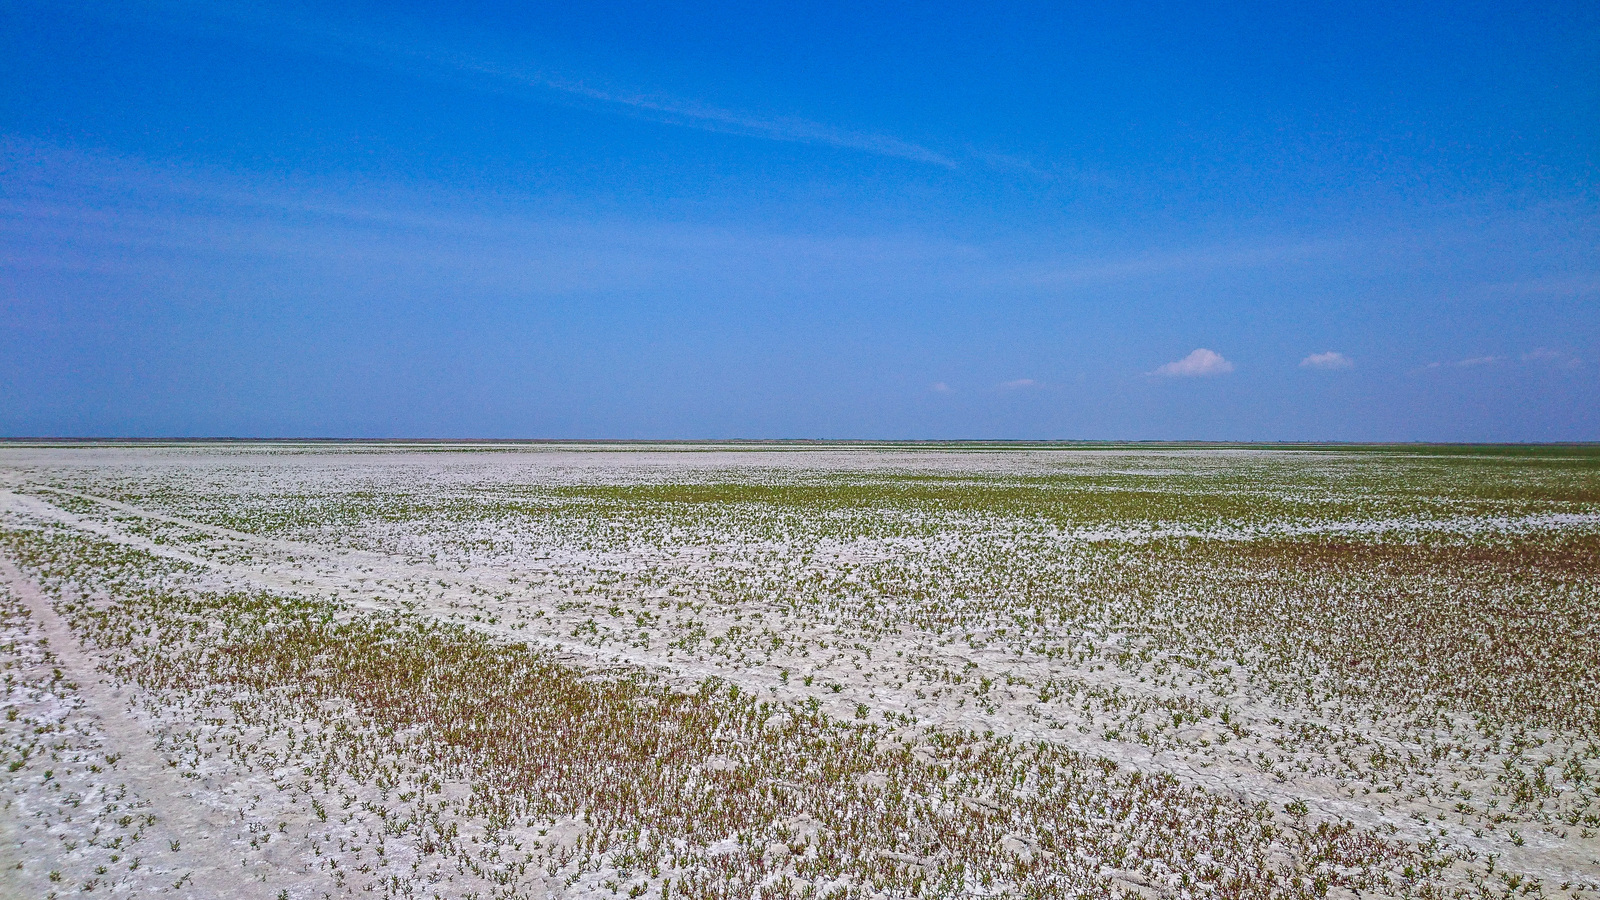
[2,443,1597,899]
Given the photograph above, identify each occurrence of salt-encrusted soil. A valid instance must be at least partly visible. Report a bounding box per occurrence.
[2,443,1597,899]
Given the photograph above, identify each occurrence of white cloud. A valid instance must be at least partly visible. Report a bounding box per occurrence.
[1418,355,1505,373]
[1419,350,1585,373]
[930,382,951,393]
[1149,349,1234,377]
[1522,348,1582,368]
[999,378,1037,390]
[1300,351,1354,370]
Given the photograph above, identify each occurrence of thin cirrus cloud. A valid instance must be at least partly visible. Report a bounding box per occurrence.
[999,378,1037,390]
[0,138,1358,304]
[1522,348,1583,368]
[111,0,958,168]
[1418,349,1584,373]
[1149,349,1234,378]
[1421,355,1504,371]
[483,67,960,168]
[1300,351,1354,370]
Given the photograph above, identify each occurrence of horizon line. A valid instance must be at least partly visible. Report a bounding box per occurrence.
[3,437,1597,450]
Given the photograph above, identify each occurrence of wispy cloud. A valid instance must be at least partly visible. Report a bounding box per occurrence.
[929,382,952,393]
[1422,355,1504,371]
[1300,351,1354,370]
[9,139,1340,307]
[92,0,955,168]
[1417,349,1587,374]
[1149,349,1234,377]
[1480,276,1600,298]
[470,66,957,167]
[1012,240,1344,288]
[0,138,1023,305]
[999,378,1037,390]
[1522,348,1583,369]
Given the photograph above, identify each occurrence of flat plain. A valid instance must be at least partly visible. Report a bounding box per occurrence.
[1,442,1596,900]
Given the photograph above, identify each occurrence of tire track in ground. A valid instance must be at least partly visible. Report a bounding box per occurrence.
[0,557,331,900]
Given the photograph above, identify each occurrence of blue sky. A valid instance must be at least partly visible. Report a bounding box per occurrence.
[2,1,1597,439]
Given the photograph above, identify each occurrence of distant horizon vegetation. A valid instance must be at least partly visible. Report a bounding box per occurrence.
[3,437,1598,455]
